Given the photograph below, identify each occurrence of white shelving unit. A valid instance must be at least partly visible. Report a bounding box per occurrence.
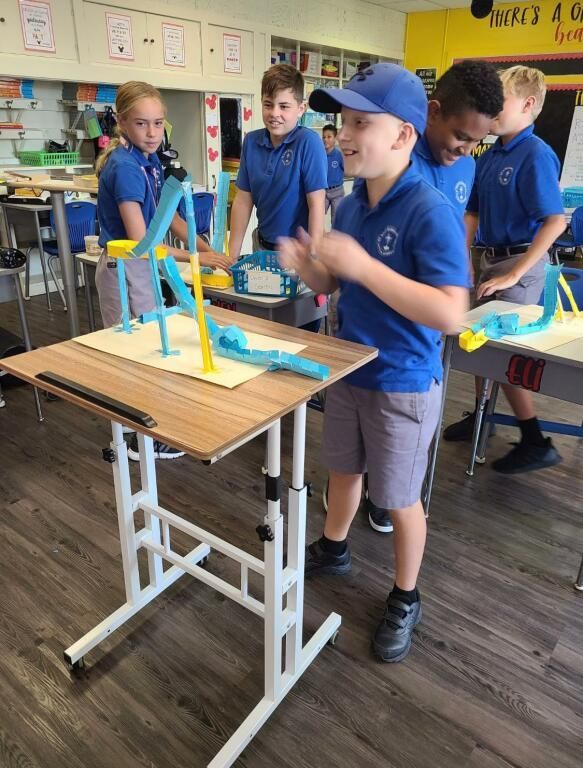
[59,99,115,153]
[0,97,45,153]
[270,37,394,131]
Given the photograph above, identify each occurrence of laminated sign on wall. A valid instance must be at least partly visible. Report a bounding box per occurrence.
[106,13,134,61]
[224,34,242,74]
[19,0,56,53]
[560,105,583,188]
[163,23,185,67]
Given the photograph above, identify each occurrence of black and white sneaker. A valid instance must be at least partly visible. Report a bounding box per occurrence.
[364,496,393,534]
[127,433,185,461]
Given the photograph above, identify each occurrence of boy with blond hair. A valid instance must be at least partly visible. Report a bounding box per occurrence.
[445,66,567,473]
[279,64,469,662]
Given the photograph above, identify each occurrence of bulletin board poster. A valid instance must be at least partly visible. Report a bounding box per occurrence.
[561,105,583,187]
[106,13,134,61]
[224,34,242,74]
[19,0,56,53]
[163,23,185,67]
[415,67,437,98]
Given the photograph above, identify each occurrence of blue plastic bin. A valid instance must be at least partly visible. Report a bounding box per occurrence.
[231,251,304,297]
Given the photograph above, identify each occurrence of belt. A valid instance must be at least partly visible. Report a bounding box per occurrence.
[327,184,343,190]
[257,232,277,251]
[484,244,531,258]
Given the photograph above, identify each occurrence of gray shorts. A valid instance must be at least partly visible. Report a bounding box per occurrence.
[95,253,156,327]
[322,379,442,510]
[478,250,548,305]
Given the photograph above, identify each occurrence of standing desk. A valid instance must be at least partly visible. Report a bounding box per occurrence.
[425,301,583,591]
[0,306,376,767]
[6,179,98,339]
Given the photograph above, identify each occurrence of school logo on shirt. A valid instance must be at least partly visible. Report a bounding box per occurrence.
[499,166,514,186]
[377,226,399,258]
[331,160,339,168]
[455,181,467,203]
[281,149,294,167]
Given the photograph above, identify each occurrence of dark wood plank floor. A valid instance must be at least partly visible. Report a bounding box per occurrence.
[1,291,582,768]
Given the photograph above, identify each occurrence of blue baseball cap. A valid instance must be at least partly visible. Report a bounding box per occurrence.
[309,63,428,135]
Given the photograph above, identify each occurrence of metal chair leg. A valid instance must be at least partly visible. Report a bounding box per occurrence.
[81,262,96,332]
[32,211,52,311]
[13,272,43,422]
[466,377,491,476]
[47,253,68,310]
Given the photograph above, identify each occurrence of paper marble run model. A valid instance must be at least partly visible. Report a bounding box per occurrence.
[106,174,329,381]
[459,263,581,352]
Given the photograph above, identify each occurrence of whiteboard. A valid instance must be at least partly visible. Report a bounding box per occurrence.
[560,105,583,188]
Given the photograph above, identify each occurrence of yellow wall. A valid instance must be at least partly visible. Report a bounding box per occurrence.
[404,0,583,86]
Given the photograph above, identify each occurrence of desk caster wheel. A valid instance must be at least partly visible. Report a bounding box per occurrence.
[328,630,340,647]
[66,656,85,675]
[306,482,313,498]
[0,399,5,409]
[199,556,208,567]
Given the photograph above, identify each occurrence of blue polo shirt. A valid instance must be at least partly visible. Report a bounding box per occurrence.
[97,144,163,247]
[236,125,327,243]
[326,147,344,188]
[467,125,564,246]
[413,133,475,215]
[335,165,469,392]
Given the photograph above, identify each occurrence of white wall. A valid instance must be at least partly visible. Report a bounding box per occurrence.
[160,89,205,185]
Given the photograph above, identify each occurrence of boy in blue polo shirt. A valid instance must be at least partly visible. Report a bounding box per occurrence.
[364,59,504,536]
[323,124,344,226]
[414,59,503,216]
[445,66,567,474]
[279,64,469,663]
[228,64,327,259]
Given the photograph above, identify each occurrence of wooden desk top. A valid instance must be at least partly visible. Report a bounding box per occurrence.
[1,307,377,460]
[6,178,97,194]
[457,300,583,369]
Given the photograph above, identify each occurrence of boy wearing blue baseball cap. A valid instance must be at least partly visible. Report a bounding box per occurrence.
[279,64,470,663]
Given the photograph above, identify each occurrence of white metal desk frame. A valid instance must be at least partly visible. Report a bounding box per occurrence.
[65,403,340,767]
[426,308,583,592]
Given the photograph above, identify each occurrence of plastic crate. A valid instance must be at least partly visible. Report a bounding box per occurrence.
[231,251,304,297]
[18,150,80,167]
[562,187,583,208]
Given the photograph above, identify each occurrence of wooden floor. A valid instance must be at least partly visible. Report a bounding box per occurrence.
[1,291,582,768]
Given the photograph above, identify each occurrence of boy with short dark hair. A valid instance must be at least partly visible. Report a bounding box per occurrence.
[228,64,327,259]
[322,123,344,226]
[279,64,469,663]
[445,66,567,474]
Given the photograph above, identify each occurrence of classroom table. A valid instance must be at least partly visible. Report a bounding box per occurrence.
[426,300,583,591]
[5,179,97,338]
[0,306,376,767]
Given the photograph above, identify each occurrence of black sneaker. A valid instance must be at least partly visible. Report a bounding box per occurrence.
[443,410,496,442]
[492,438,562,475]
[127,434,185,461]
[305,539,352,577]
[372,594,422,663]
[364,495,393,534]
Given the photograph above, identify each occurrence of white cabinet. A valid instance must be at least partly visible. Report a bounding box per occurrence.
[0,0,78,61]
[205,25,254,80]
[82,3,202,74]
[83,4,150,68]
[147,16,202,75]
